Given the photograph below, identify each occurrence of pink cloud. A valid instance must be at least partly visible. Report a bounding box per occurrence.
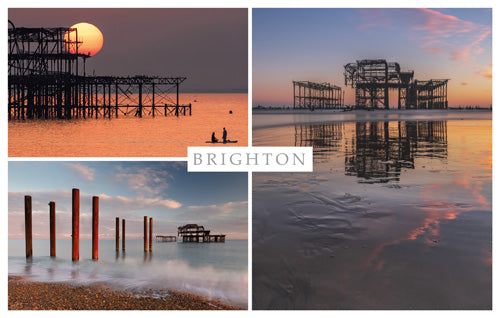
[477,64,492,79]
[358,8,491,62]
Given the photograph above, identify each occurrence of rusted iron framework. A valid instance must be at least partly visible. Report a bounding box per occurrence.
[344,59,448,109]
[177,224,226,243]
[411,80,449,109]
[293,81,343,110]
[8,21,189,120]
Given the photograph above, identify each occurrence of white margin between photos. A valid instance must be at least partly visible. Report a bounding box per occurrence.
[1,0,499,317]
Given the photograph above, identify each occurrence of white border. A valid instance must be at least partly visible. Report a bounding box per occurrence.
[2,1,498,316]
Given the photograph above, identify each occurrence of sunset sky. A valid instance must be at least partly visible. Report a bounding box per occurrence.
[253,8,492,107]
[9,8,248,93]
[8,162,248,240]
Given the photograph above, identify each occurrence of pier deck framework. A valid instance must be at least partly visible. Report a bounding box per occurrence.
[177,224,226,243]
[344,59,448,110]
[8,21,190,120]
[293,81,344,110]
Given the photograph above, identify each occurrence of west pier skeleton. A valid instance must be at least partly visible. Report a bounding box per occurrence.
[8,20,191,120]
[177,224,226,243]
[291,59,449,111]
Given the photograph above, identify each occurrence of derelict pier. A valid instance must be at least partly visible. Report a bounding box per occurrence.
[8,20,191,120]
[177,224,226,243]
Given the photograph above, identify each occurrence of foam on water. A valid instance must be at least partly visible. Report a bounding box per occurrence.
[9,239,248,307]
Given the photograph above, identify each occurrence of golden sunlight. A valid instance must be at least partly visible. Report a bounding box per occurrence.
[64,22,103,57]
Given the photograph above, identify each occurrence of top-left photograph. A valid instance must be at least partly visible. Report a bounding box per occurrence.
[8,8,248,157]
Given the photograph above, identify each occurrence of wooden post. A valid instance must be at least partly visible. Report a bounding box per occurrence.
[144,216,148,252]
[25,195,32,259]
[72,189,79,261]
[49,201,56,257]
[149,217,153,251]
[122,219,125,251]
[115,217,120,252]
[92,196,99,260]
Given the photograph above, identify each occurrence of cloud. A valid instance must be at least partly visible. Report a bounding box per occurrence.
[115,165,173,195]
[187,201,248,215]
[477,64,492,79]
[461,82,468,86]
[65,163,95,181]
[8,189,182,239]
[359,8,491,62]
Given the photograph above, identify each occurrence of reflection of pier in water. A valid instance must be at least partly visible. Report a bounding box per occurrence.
[295,121,448,183]
[294,123,344,150]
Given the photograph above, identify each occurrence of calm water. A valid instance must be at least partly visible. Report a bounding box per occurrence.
[9,239,248,307]
[9,93,248,157]
[252,114,491,309]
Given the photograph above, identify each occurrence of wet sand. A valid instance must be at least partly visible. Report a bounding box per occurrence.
[253,109,491,130]
[252,118,491,309]
[8,276,243,310]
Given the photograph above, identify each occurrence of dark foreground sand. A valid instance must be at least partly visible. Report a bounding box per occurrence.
[8,276,243,310]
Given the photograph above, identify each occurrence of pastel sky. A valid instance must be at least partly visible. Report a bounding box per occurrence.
[8,162,248,240]
[9,8,248,93]
[253,8,492,107]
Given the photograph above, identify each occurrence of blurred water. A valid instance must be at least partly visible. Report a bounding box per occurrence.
[253,116,491,309]
[9,239,248,307]
[9,93,248,157]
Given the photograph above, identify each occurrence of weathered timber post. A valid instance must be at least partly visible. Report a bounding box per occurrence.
[144,216,148,252]
[92,196,99,260]
[49,201,56,257]
[115,217,120,252]
[25,195,32,259]
[72,189,79,261]
[122,219,125,251]
[149,217,153,251]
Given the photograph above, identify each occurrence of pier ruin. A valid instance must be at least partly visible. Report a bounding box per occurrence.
[344,59,448,109]
[177,224,226,243]
[8,20,191,120]
[22,188,154,261]
[293,81,344,110]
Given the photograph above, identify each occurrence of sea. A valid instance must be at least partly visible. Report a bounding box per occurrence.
[8,239,248,307]
[8,93,248,157]
[252,111,491,309]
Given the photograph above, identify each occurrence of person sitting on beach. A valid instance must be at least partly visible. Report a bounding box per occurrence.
[222,127,227,143]
[211,132,218,143]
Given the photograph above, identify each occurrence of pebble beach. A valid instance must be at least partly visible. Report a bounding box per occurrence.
[8,276,243,310]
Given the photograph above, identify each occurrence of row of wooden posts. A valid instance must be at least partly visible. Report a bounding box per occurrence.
[24,188,154,260]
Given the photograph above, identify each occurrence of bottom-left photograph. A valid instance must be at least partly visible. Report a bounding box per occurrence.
[8,161,248,310]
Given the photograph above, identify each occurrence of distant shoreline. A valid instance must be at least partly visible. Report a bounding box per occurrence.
[8,276,244,310]
[253,109,491,130]
[253,108,491,115]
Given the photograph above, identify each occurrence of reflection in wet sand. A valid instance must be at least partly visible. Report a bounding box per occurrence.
[253,118,491,309]
[295,121,447,183]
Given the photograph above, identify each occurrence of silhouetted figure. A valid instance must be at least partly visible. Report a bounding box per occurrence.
[222,127,227,143]
[229,110,233,114]
[211,132,218,143]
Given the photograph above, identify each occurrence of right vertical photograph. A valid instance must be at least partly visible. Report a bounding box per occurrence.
[252,8,492,310]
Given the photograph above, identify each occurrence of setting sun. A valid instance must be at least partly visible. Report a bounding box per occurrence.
[64,22,103,56]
